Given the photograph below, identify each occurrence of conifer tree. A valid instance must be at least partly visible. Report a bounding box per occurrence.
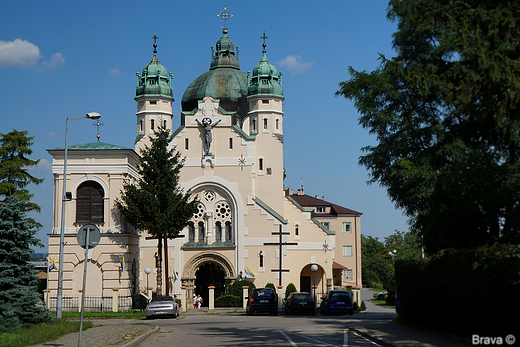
[116,125,198,294]
[0,196,50,330]
[0,129,43,212]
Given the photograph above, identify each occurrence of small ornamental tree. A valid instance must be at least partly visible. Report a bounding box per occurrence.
[116,125,198,294]
[0,196,50,330]
[285,283,297,299]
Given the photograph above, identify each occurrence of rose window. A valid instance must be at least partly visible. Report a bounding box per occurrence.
[214,201,231,220]
[203,190,215,203]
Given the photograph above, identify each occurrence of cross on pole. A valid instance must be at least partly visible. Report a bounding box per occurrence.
[152,34,159,53]
[261,31,268,50]
[92,120,104,141]
[145,233,184,296]
[263,225,298,286]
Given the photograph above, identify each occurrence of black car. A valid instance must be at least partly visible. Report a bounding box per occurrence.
[246,288,278,315]
[284,292,315,315]
[319,290,354,316]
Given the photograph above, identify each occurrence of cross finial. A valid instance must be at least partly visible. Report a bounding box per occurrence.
[261,31,268,51]
[92,120,104,141]
[217,7,233,34]
[152,34,159,54]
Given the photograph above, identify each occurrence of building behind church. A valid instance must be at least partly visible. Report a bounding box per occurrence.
[46,21,362,309]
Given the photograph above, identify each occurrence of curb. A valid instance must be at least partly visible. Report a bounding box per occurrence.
[121,325,159,347]
[349,327,396,347]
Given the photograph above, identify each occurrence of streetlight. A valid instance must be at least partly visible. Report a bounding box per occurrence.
[56,112,101,319]
[389,249,397,265]
[311,264,318,309]
[145,267,152,301]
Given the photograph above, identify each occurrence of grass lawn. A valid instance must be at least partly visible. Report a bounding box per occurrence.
[0,320,93,347]
[0,311,146,347]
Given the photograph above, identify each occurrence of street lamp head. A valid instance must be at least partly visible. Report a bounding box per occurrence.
[311,264,318,272]
[86,112,101,120]
[145,267,152,275]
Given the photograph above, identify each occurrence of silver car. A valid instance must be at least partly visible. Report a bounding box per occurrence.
[146,296,180,319]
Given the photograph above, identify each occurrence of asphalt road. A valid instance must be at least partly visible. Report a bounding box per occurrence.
[136,312,388,347]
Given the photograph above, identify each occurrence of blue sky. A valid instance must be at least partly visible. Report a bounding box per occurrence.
[0,1,407,250]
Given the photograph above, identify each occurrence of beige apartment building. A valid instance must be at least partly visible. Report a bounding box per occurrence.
[46,24,362,307]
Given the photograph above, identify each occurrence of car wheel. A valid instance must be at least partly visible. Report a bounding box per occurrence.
[246,307,252,316]
[377,294,384,300]
[273,309,278,316]
[349,311,353,316]
[325,307,330,316]
[311,310,316,316]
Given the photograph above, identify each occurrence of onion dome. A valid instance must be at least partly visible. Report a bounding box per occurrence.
[181,28,248,124]
[248,35,283,98]
[135,36,173,100]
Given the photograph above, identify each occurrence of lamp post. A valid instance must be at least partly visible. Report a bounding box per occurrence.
[56,112,101,319]
[311,264,318,309]
[389,250,397,266]
[145,267,152,301]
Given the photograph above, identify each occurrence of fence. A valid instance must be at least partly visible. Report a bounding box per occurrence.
[46,294,134,312]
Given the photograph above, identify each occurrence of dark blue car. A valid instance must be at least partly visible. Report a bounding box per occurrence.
[319,290,354,316]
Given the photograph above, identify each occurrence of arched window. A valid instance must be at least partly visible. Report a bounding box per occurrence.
[198,221,205,242]
[76,181,104,223]
[225,221,232,242]
[215,222,222,242]
[188,222,195,241]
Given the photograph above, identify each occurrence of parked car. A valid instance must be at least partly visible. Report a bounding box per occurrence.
[146,296,180,319]
[284,292,315,315]
[246,288,278,316]
[319,290,353,316]
[373,290,388,300]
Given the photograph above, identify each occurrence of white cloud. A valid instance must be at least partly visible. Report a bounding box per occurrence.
[109,68,122,76]
[42,53,65,69]
[46,132,58,138]
[277,55,314,75]
[29,158,52,173]
[0,39,40,68]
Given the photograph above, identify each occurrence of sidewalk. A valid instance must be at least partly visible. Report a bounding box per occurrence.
[354,288,469,346]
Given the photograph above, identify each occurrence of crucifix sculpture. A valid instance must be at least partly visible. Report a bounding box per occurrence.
[263,225,298,286]
[196,117,221,155]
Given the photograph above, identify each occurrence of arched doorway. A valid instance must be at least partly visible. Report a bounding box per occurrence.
[300,264,325,298]
[194,262,226,307]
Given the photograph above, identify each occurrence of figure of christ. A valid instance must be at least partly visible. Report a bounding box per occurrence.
[196,117,221,154]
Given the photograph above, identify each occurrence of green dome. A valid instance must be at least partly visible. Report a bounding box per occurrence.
[182,30,248,123]
[135,53,173,100]
[248,49,283,98]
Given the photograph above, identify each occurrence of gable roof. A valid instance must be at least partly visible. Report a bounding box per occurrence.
[289,192,362,217]
[47,142,132,151]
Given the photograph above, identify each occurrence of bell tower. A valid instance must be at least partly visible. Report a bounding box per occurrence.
[134,34,174,152]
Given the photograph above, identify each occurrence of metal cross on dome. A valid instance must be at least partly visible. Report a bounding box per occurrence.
[152,34,159,53]
[92,120,104,141]
[217,7,233,32]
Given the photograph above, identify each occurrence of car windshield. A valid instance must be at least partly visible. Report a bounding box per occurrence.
[152,296,174,302]
[331,292,350,299]
[255,289,274,297]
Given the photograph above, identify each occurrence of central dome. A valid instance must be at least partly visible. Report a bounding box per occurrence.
[181,30,249,123]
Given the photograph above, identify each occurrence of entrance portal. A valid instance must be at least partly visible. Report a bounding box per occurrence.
[194,262,226,307]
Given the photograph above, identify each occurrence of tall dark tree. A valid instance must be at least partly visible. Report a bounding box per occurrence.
[0,129,43,212]
[115,126,198,294]
[0,196,49,330]
[337,0,520,253]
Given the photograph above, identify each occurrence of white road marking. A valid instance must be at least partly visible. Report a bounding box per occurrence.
[279,330,298,346]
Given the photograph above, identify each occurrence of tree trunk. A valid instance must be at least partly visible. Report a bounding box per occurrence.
[156,237,163,295]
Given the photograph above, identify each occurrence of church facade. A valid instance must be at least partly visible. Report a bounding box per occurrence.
[46,24,362,308]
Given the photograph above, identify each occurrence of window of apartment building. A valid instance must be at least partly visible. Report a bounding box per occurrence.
[322,222,330,230]
[343,245,352,256]
[316,206,326,213]
[343,222,351,232]
[343,269,353,280]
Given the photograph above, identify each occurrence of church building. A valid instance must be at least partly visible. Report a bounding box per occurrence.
[46,18,362,308]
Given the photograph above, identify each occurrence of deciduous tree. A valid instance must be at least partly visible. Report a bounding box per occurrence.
[337,0,520,253]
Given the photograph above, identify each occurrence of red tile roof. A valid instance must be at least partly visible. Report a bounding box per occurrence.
[289,193,362,216]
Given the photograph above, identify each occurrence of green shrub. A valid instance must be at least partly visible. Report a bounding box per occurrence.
[228,280,255,297]
[360,301,366,311]
[285,283,297,298]
[215,294,241,307]
[352,301,359,311]
[265,282,276,291]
